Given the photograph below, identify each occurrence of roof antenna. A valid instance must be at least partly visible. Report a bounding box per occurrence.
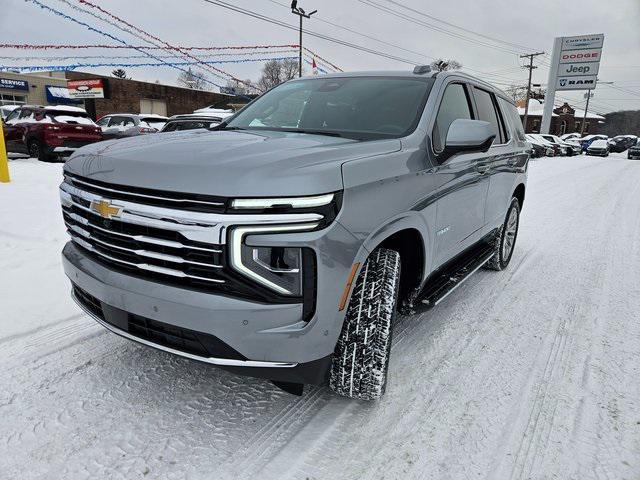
[413,65,431,75]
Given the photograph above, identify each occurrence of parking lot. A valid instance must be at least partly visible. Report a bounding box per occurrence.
[1,153,639,480]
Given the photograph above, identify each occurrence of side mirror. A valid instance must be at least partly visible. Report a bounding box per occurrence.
[440,119,496,162]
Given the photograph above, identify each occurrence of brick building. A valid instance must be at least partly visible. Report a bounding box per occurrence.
[64,72,232,120]
[518,99,604,135]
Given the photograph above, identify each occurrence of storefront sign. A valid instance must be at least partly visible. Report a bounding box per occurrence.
[67,79,105,99]
[0,78,29,91]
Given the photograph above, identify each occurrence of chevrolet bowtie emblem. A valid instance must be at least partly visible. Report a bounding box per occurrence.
[90,199,123,219]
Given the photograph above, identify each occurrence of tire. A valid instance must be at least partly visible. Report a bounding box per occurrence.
[329,248,401,400]
[485,197,520,271]
[28,140,51,162]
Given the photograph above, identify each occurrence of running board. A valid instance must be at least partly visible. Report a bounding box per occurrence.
[410,240,495,313]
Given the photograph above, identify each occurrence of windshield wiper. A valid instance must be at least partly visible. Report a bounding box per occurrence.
[209,121,245,131]
[279,128,343,138]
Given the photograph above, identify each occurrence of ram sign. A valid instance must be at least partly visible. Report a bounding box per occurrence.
[556,75,597,91]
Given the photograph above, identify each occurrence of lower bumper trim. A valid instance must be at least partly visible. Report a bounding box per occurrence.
[71,288,298,369]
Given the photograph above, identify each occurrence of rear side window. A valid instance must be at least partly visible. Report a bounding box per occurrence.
[432,83,473,153]
[499,97,526,142]
[473,88,505,145]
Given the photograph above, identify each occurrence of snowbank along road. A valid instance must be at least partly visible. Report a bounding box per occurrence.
[1,154,639,480]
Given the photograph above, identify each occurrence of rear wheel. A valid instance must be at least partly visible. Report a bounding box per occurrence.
[329,248,401,400]
[28,140,51,162]
[485,197,520,271]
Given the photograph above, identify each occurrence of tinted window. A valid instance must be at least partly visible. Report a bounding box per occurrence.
[432,83,472,153]
[473,88,503,144]
[498,97,525,142]
[227,76,434,140]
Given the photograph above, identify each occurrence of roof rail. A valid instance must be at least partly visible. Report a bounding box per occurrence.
[413,65,431,75]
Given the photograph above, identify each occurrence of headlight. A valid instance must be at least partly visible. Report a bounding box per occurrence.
[230,223,318,296]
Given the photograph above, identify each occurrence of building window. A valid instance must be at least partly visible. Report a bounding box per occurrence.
[574,121,580,131]
[584,121,590,132]
[140,98,167,116]
[560,120,567,135]
[532,119,540,132]
[0,93,27,106]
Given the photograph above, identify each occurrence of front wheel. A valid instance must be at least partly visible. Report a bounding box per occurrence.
[485,197,520,271]
[329,248,401,400]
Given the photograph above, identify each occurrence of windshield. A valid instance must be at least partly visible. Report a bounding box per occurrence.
[225,76,434,140]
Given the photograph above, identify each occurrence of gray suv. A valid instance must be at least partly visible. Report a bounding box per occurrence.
[60,68,528,400]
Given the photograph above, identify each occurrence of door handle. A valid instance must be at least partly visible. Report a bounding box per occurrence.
[476,164,490,174]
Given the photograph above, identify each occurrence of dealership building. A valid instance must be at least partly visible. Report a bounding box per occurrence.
[0,71,245,118]
[0,71,77,107]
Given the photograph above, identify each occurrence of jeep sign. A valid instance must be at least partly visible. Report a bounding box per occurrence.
[556,75,598,91]
[558,61,600,77]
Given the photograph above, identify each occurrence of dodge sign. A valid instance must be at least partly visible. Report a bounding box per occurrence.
[67,79,105,99]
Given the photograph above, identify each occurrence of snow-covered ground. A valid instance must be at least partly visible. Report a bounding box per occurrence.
[1,154,639,480]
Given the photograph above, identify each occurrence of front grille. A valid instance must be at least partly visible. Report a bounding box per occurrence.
[61,176,295,302]
[62,202,227,291]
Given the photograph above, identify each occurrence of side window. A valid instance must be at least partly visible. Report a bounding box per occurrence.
[162,122,177,132]
[432,83,473,154]
[18,109,33,120]
[5,109,21,123]
[473,88,504,145]
[499,97,526,142]
[96,117,110,127]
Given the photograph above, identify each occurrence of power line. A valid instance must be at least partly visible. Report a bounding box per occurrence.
[356,0,524,55]
[378,0,540,53]
[202,0,424,65]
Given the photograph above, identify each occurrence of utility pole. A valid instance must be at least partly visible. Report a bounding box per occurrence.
[291,1,317,78]
[579,91,593,136]
[579,81,612,135]
[520,51,545,133]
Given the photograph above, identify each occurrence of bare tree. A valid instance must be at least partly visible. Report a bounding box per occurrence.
[112,68,128,79]
[177,67,210,90]
[429,59,462,72]
[504,85,528,103]
[257,59,300,92]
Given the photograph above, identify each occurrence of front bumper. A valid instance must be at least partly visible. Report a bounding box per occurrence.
[62,212,362,382]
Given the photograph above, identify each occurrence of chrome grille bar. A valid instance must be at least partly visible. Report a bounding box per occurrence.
[65,174,226,207]
[68,234,225,284]
[65,222,222,269]
[62,209,221,253]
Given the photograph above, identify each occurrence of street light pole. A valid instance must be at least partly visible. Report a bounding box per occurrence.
[291,1,317,78]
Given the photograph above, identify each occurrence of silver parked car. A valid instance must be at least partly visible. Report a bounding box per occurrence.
[96,113,168,140]
[60,68,528,400]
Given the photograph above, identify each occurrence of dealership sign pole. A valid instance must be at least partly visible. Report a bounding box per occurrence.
[540,33,604,134]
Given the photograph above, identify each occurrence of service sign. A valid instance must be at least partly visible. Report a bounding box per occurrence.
[556,75,597,91]
[67,79,105,99]
[558,61,600,77]
[0,77,29,91]
[559,48,602,64]
[562,34,604,51]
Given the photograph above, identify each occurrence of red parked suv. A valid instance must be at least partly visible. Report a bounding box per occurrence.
[2,105,103,161]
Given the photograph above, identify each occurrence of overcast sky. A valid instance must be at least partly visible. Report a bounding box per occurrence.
[2,0,639,113]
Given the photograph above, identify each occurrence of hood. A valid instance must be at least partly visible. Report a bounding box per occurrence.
[64,129,401,197]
